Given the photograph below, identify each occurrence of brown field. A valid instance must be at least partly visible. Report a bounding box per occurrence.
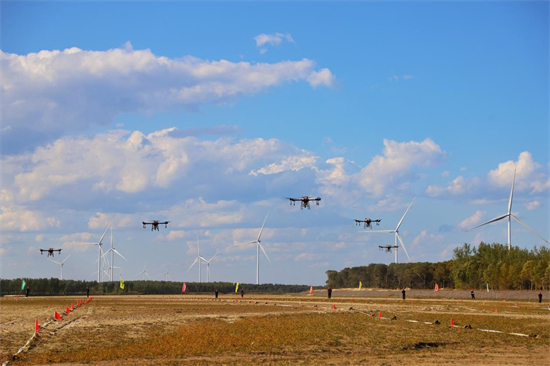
[1,289,549,366]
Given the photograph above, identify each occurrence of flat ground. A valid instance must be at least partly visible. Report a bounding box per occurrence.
[1,289,549,365]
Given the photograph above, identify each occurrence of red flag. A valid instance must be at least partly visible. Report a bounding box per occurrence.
[309,286,313,294]
[333,304,337,310]
[451,318,455,326]
[434,283,440,292]
[71,304,75,310]
[182,282,187,293]
[54,311,62,320]
[66,306,71,313]
[378,312,382,318]
[35,318,39,333]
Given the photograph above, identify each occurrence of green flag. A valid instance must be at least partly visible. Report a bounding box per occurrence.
[21,280,26,291]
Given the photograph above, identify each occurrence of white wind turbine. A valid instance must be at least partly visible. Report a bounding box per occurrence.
[135,263,151,280]
[48,254,72,280]
[362,198,415,264]
[201,251,218,282]
[466,168,549,250]
[80,226,109,282]
[232,211,271,285]
[101,225,127,281]
[187,233,205,282]
[158,265,172,281]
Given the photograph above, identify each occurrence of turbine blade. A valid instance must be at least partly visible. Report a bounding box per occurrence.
[100,248,113,259]
[508,166,516,214]
[396,232,411,261]
[98,226,109,245]
[258,242,272,264]
[396,198,416,231]
[61,254,72,264]
[466,213,508,232]
[511,215,549,244]
[361,230,395,233]
[229,240,257,247]
[209,251,219,262]
[257,210,270,241]
[48,259,61,265]
[113,249,127,261]
[187,258,199,272]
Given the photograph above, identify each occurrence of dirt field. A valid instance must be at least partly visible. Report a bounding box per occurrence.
[1,290,549,365]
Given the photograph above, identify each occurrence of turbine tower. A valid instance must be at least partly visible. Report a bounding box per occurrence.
[202,252,218,282]
[135,263,151,280]
[80,226,109,282]
[101,225,127,281]
[48,254,72,280]
[362,198,415,264]
[232,211,271,284]
[467,168,549,249]
[187,233,205,282]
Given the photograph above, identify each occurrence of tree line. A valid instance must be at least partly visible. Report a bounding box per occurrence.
[325,242,550,290]
[0,278,311,297]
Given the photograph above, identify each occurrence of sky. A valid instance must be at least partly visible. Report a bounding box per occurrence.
[1,1,548,286]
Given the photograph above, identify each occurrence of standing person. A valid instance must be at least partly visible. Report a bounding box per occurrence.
[240,288,244,298]
[471,289,475,300]
[327,286,332,299]
[538,291,543,303]
[26,286,30,298]
[86,286,90,298]
[401,287,406,300]
[215,289,219,299]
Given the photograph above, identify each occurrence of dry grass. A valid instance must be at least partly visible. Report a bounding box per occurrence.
[2,295,549,365]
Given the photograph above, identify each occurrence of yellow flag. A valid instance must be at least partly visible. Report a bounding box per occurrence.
[235,282,239,293]
[120,278,125,289]
[359,281,362,290]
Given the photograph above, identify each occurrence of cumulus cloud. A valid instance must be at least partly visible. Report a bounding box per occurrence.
[411,229,444,247]
[356,138,446,197]
[254,33,294,47]
[1,44,334,153]
[525,201,540,211]
[0,206,59,232]
[458,210,485,230]
[487,151,548,193]
[156,230,187,241]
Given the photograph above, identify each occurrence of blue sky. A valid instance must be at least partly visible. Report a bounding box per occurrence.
[1,1,548,286]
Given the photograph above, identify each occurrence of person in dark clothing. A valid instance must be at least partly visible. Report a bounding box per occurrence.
[327,287,332,299]
[86,286,90,298]
[215,289,219,299]
[240,288,244,298]
[401,288,406,300]
[26,287,30,298]
[471,290,475,300]
[539,291,543,303]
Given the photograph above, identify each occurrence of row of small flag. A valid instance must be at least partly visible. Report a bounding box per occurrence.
[34,297,94,334]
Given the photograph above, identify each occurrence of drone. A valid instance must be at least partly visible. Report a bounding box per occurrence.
[142,220,170,231]
[379,245,398,253]
[40,248,62,257]
[286,196,322,210]
[355,218,381,229]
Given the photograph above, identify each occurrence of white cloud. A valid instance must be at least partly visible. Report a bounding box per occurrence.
[0,206,59,232]
[1,44,333,153]
[525,201,540,211]
[458,210,485,230]
[294,252,324,262]
[356,138,446,197]
[487,151,548,193]
[441,170,450,177]
[250,155,317,176]
[426,176,469,197]
[156,230,187,241]
[254,33,294,47]
[411,229,444,247]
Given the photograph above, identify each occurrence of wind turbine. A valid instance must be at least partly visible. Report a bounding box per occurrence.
[362,199,415,264]
[80,226,109,282]
[202,252,218,282]
[232,211,271,285]
[158,265,172,281]
[135,263,151,280]
[101,225,127,281]
[466,168,549,250]
[48,254,72,280]
[187,233,205,282]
